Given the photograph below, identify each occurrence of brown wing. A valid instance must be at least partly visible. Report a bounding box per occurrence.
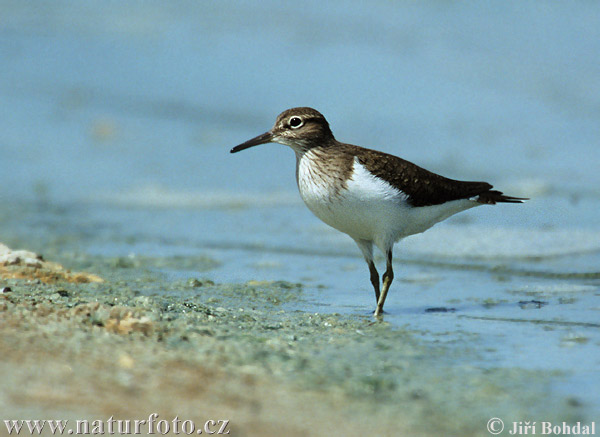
[351,145,494,207]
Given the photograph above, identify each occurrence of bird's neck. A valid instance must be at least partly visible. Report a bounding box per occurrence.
[294,143,353,197]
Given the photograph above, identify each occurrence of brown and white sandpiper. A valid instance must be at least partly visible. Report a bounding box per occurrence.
[231,107,526,316]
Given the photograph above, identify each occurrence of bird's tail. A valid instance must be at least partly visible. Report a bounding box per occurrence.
[476,190,528,205]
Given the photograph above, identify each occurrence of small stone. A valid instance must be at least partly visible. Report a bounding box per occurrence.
[518,300,547,309]
[188,278,214,287]
[118,354,135,369]
[105,311,153,336]
[425,307,456,313]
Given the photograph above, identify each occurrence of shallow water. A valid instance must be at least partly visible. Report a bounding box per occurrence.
[2,0,599,422]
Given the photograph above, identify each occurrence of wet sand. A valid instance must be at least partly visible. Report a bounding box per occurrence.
[0,245,586,437]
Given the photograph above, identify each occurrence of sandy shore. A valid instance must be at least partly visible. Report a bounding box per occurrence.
[0,245,585,436]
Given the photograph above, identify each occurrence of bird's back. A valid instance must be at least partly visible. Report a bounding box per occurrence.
[347,144,494,207]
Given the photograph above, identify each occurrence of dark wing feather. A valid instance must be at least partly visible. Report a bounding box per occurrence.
[351,145,503,207]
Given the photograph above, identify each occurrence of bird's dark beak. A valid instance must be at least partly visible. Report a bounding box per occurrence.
[230,131,273,153]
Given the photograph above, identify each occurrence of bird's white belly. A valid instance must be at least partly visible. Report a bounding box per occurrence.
[297,155,478,249]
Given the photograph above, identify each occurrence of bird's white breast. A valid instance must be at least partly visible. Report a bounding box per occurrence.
[296,153,479,251]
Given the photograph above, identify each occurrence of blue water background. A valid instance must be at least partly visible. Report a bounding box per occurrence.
[1,0,599,416]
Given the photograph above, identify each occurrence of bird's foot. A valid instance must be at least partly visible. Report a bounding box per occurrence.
[373,308,387,318]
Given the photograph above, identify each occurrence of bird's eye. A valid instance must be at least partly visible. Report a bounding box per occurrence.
[289,116,303,129]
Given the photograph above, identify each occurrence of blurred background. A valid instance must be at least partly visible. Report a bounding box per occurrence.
[2,1,598,205]
[1,0,600,415]
[3,0,600,262]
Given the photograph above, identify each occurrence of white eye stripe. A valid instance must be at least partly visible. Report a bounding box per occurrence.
[289,116,304,129]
